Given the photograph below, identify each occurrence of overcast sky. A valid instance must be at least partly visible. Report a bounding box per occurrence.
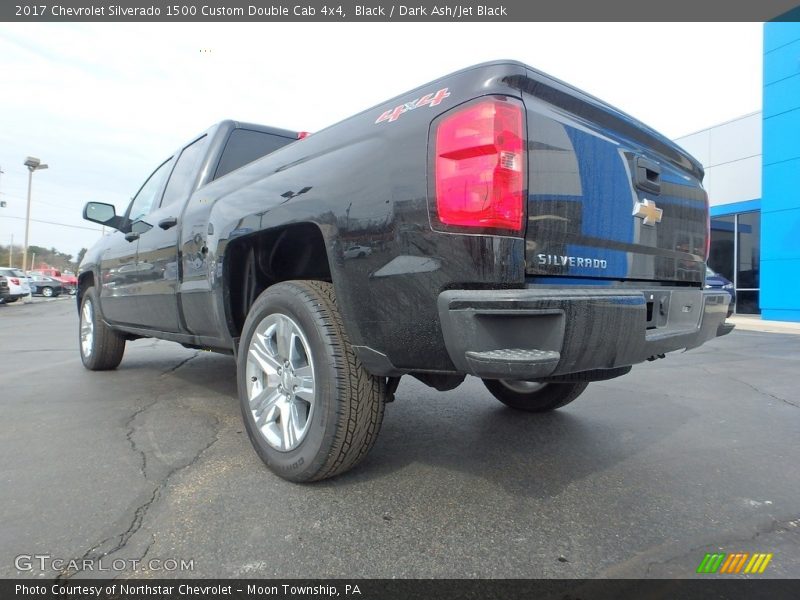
[0,22,763,262]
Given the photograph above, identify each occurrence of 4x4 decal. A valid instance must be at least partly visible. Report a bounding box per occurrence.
[375,88,451,124]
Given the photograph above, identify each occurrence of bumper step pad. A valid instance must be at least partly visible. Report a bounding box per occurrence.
[464,348,560,379]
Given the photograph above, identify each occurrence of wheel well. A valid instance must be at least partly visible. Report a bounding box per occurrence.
[225,222,332,337]
[77,272,94,309]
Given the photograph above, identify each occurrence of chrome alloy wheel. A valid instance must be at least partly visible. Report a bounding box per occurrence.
[80,300,94,358]
[245,313,315,452]
[499,380,547,394]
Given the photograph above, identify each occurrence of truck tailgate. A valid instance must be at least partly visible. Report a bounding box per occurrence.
[517,70,708,285]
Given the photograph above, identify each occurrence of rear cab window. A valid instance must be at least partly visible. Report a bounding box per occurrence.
[213,128,294,180]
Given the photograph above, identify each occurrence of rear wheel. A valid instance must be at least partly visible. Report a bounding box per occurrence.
[79,287,126,370]
[483,379,588,412]
[238,280,387,482]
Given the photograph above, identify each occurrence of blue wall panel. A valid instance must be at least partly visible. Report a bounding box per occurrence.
[710,199,761,217]
[761,208,800,261]
[762,22,800,321]
[762,109,800,165]
[764,39,800,85]
[761,258,800,322]
[764,23,800,52]
[762,158,800,211]
[763,75,800,118]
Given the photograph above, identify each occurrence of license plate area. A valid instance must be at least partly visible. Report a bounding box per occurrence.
[645,291,670,330]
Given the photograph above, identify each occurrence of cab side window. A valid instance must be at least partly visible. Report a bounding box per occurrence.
[127,158,174,223]
[161,135,208,208]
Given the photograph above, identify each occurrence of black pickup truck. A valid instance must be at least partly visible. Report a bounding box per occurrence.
[79,61,732,482]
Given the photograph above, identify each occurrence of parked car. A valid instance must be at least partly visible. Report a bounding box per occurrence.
[30,267,77,294]
[0,276,10,304]
[78,61,733,482]
[343,244,372,259]
[28,274,64,297]
[705,267,735,317]
[0,268,31,303]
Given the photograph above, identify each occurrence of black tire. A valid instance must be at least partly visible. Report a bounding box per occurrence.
[42,287,54,297]
[483,379,588,412]
[79,287,126,371]
[6,297,18,303]
[237,280,386,482]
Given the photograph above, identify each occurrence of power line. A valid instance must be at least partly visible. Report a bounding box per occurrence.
[1,193,70,210]
[0,191,86,209]
[2,214,104,232]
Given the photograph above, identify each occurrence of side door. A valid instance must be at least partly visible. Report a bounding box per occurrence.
[134,134,209,332]
[99,157,174,326]
[180,127,294,336]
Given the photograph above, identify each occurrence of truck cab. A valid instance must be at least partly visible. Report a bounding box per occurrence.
[81,120,299,343]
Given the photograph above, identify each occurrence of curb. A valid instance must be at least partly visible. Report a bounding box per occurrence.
[728,316,800,335]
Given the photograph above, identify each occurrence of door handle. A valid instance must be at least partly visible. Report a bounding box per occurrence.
[158,216,178,230]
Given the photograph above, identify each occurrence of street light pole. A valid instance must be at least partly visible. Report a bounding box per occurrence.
[0,166,6,209]
[22,156,48,273]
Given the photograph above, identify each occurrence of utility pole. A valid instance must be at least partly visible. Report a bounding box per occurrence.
[1,168,8,268]
[0,165,5,209]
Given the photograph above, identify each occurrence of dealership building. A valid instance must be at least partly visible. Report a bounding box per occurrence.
[674,22,800,322]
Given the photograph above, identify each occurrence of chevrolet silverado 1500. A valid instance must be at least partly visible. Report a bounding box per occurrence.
[79,61,732,482]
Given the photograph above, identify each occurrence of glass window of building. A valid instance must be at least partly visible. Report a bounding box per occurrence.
[709,211,761,315]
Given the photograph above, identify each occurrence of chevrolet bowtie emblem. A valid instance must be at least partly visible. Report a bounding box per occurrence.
[633,198,663,226]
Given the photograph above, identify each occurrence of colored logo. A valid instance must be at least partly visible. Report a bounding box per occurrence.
[632,198,663,226]
[696,552,773,574]
[375,88,451,124]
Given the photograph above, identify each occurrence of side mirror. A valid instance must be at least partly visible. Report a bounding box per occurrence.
[83,202,126,231]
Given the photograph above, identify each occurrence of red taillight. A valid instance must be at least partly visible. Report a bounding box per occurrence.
[434,97,525,232]
[297,131,311,139]
[10,278,20,285]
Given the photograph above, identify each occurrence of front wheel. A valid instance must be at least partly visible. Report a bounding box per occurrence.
[42,286,54,297]
[79,287,126,370]
[483,379,588,412]
[238,280,387,482]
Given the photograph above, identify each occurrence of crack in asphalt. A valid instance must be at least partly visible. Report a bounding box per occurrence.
[106,533,156,581]
[124,397,161,479]
[11,349,74,353]
[57,425,220,580]
[699,366,799,409]
[641,514,800,577]
[55,487,160,582]
[160,351,201,377]
[56,351,220,581]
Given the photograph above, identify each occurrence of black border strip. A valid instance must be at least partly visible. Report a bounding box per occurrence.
[4,578,800,600]
[2,0,800,22]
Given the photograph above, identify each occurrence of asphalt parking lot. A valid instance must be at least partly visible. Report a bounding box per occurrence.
[2,297,799,579]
